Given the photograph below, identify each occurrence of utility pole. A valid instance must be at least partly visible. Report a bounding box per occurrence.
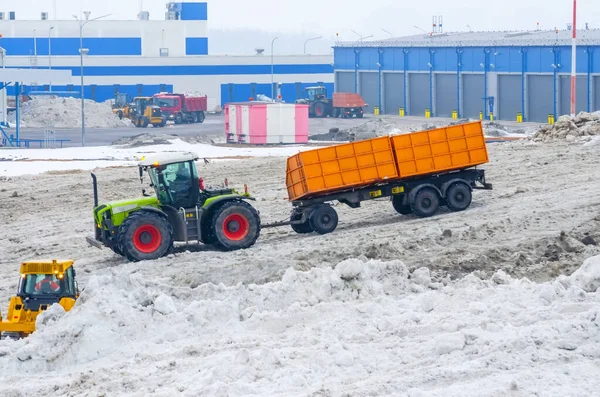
[570,0,577,117]
[271,37,278,99]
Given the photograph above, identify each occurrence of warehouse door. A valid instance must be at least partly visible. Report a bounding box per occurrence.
[498,75,521,121]
[359,72,379,114]
[462,74,484,119]
[595,77,600,111]
[559,76,588,116]
[408,73,429,116]
[335,72,355,93]
[527,75,554,122]
[383,73,404,114]
[434,73,455,117]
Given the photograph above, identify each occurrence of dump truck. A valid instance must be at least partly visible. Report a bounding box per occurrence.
[295,86,365,118]
[0,260,79,340]
[281,121,492,234]
[86,152,261,262]
[153,93,207,124]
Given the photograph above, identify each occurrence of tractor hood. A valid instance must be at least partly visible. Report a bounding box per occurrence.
[93,196,160,227]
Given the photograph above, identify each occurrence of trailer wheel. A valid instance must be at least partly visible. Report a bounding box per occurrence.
[198,111,206,123]
[290,210,313,234]
[392,195,412,215]
[411,187,440,218]
[332,108,340,118]
[309,205,338,234]
[445,182,472,212]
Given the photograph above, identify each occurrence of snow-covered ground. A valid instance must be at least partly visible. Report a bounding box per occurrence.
[1,126,600,395]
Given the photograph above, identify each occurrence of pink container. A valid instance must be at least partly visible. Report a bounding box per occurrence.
[224,102,308,145]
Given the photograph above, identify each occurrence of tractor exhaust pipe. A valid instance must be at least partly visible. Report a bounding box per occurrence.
[91,173,98,207]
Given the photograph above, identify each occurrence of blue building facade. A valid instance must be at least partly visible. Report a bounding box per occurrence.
[333,30,600,122]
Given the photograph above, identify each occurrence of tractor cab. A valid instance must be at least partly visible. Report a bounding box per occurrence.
[305,86,328,101]
[0,260,79,340]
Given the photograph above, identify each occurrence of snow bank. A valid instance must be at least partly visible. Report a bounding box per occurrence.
[8,96,131,128]
[0,139,321,176]
[1,257,599,396]
[533,111,600,142]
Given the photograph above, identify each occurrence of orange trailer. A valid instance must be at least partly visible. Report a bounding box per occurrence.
[280,121,493,235]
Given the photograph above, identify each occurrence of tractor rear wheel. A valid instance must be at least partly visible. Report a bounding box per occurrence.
[314,102,326,118]
[117,211,173,262]
[210,201,260,251]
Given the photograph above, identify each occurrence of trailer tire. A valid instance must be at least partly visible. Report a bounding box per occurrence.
[309,205,338,234]
[192,113,199,123]
[445,182,472,212]
[332,108,340,118]
[411,187,440,218]
[392,195,412,215]
[198,111,205,123]
[290,210,314,234]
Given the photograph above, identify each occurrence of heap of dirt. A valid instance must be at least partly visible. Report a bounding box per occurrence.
[111,133,216,148]
[8,96,131,128]
[533,111,600,142]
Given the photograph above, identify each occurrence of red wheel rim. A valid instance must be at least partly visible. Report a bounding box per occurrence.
[132,224,162,253]
[222,214,249,241]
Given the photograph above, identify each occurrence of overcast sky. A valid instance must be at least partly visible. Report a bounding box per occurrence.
[2,0,599,54]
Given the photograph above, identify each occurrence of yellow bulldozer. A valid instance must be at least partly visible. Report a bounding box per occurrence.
[128,97,167,128]
[0,259,79,340]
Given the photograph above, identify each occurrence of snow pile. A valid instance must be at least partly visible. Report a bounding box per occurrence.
[1,256,600,396]
[533,111,600,142]
[8,96,131,128]
[111,133,216,148]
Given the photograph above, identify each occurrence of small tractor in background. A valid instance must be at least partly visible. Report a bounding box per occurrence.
[295,86,365,118]
[153,93,208,124]
[112,93,133,120]
[128,97,167,128]
[86,152,261,262]
[0,260,79,340]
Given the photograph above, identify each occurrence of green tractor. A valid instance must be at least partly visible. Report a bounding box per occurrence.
[85,152,261,261]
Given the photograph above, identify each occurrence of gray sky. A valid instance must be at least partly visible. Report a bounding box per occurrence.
[2,0,599,54]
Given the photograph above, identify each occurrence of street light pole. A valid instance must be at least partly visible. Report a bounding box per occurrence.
[271,37,278,99]
[73,12,111,146]
[49,26,54,91]
[0,47,6,127]
[381,28,393,38]
[303,36,323,54]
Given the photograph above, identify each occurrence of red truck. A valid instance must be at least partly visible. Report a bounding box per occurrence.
[152,93,208,124]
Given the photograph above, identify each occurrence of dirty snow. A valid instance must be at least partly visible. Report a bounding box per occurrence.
[533,111,600,142]
[1,129,600,395]
[310,117,533,142]
[8,96,131,128]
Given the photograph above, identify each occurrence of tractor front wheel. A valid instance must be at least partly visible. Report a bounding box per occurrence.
[210,201,261,251]
[117,211,173,262]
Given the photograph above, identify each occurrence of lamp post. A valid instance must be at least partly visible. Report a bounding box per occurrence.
[351,29,373,41]
[381,28,393,38]
[73,12,111,146]
[303,36,322,54]
[271,37,278,99]
[48,26,54,91]
[0,47,6,127]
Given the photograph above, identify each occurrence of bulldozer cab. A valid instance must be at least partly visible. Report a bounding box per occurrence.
[17,260,78,310]
[305,86,328,101]
[140,153,201,209]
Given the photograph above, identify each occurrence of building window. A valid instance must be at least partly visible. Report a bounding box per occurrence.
[160,48,169,57]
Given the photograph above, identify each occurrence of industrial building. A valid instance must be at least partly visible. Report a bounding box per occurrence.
[0,1,333,109]
[333,29,600,122]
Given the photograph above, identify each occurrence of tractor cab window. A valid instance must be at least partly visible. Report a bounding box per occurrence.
[149,161,198,208]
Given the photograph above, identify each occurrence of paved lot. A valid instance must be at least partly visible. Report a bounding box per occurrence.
[5,114,544,148]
